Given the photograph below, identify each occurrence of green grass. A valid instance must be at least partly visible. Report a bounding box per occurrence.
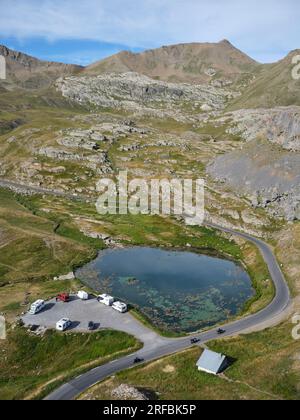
[0,327,141,400]
[190,225,242,259]
[0,278,83,323]
[209,323,300,399]
[13,193,274,322]
[0,74,298,402]
[55,223,105,250]
[0,189,103,283]
[0,190,275,334]
[2,302,21,312]
[228,58,300,110]
[241,244,275,315]
[24,193,243,259]
[195,121,242,142]
[79,322,300,401]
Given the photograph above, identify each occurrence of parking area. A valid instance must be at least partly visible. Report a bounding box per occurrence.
[22,295,168,349]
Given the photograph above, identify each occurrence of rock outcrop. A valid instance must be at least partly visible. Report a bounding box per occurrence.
[111,384,152,401]
[57,130,104,151]
[37,147,112,174]
[207,140,300,221]
[221,107,300,151]
[57,72,238,115]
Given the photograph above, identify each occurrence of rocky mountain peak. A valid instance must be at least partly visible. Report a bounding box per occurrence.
[84,41,259,85]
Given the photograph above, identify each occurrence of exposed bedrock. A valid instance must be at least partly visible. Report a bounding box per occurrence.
[207,140,300,221]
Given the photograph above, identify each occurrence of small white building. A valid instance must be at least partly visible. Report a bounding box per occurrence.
[196,349,229,375]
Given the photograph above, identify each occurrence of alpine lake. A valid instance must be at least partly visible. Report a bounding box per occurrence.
[76,247,254,334]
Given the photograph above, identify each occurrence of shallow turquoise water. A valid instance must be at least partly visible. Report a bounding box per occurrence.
[76,247,254,333]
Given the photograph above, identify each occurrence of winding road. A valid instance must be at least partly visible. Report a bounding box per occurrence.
[0,179,292,400]
[44,222,291,400]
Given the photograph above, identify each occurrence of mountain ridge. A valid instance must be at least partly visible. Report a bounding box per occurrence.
[1,42,299,108]
[0,44,83,90]
[229,48,300,109]
[84,40,260,85]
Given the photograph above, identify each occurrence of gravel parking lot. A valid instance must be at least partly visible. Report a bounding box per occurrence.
[22,295,168,349]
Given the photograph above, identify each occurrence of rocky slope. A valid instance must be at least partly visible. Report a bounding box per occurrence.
[85,40,259,86]
[204,105,300,220]
[57,71,238,120]
[0,45,82,90]
[229,50,300,109]
[207,140,300,221]
[217,106,300,151]
[1,41,300,223]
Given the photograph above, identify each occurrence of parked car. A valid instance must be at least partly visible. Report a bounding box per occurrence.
[56,293,70,303]
[29,300,45,315]
[29,325,40,332]
[88,321,96,331]
[56,318,72,332]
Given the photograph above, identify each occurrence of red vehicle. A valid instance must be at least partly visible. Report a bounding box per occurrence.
[56,293,70,303]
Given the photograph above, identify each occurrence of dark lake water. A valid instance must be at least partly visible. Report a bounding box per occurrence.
[76,247,254,333]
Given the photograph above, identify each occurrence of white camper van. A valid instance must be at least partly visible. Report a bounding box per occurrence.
[112,301,128,313]
[77,291,89,300]
[97,294,114,306]
[56,318,72,332]
[29,300,45,315]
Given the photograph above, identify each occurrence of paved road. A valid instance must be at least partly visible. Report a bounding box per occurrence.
[45,222,291,400]
[0,178,69,197]
[0,178,291,399]
[0,178,92,202]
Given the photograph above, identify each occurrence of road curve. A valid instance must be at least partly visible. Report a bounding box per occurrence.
[45,222,291,401]
[0,177,290,398]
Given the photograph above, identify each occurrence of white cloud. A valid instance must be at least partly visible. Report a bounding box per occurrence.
[0,0,299,62]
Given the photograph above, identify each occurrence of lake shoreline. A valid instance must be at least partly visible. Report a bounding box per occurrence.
[76,245,255,335]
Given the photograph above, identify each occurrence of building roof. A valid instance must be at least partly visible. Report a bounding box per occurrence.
[196,349,227,375]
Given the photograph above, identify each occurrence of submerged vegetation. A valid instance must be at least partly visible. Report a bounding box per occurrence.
[77,247,254,333]
[0,188,274,330]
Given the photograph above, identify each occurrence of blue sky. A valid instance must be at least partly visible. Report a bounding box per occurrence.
[0,0,299,65]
